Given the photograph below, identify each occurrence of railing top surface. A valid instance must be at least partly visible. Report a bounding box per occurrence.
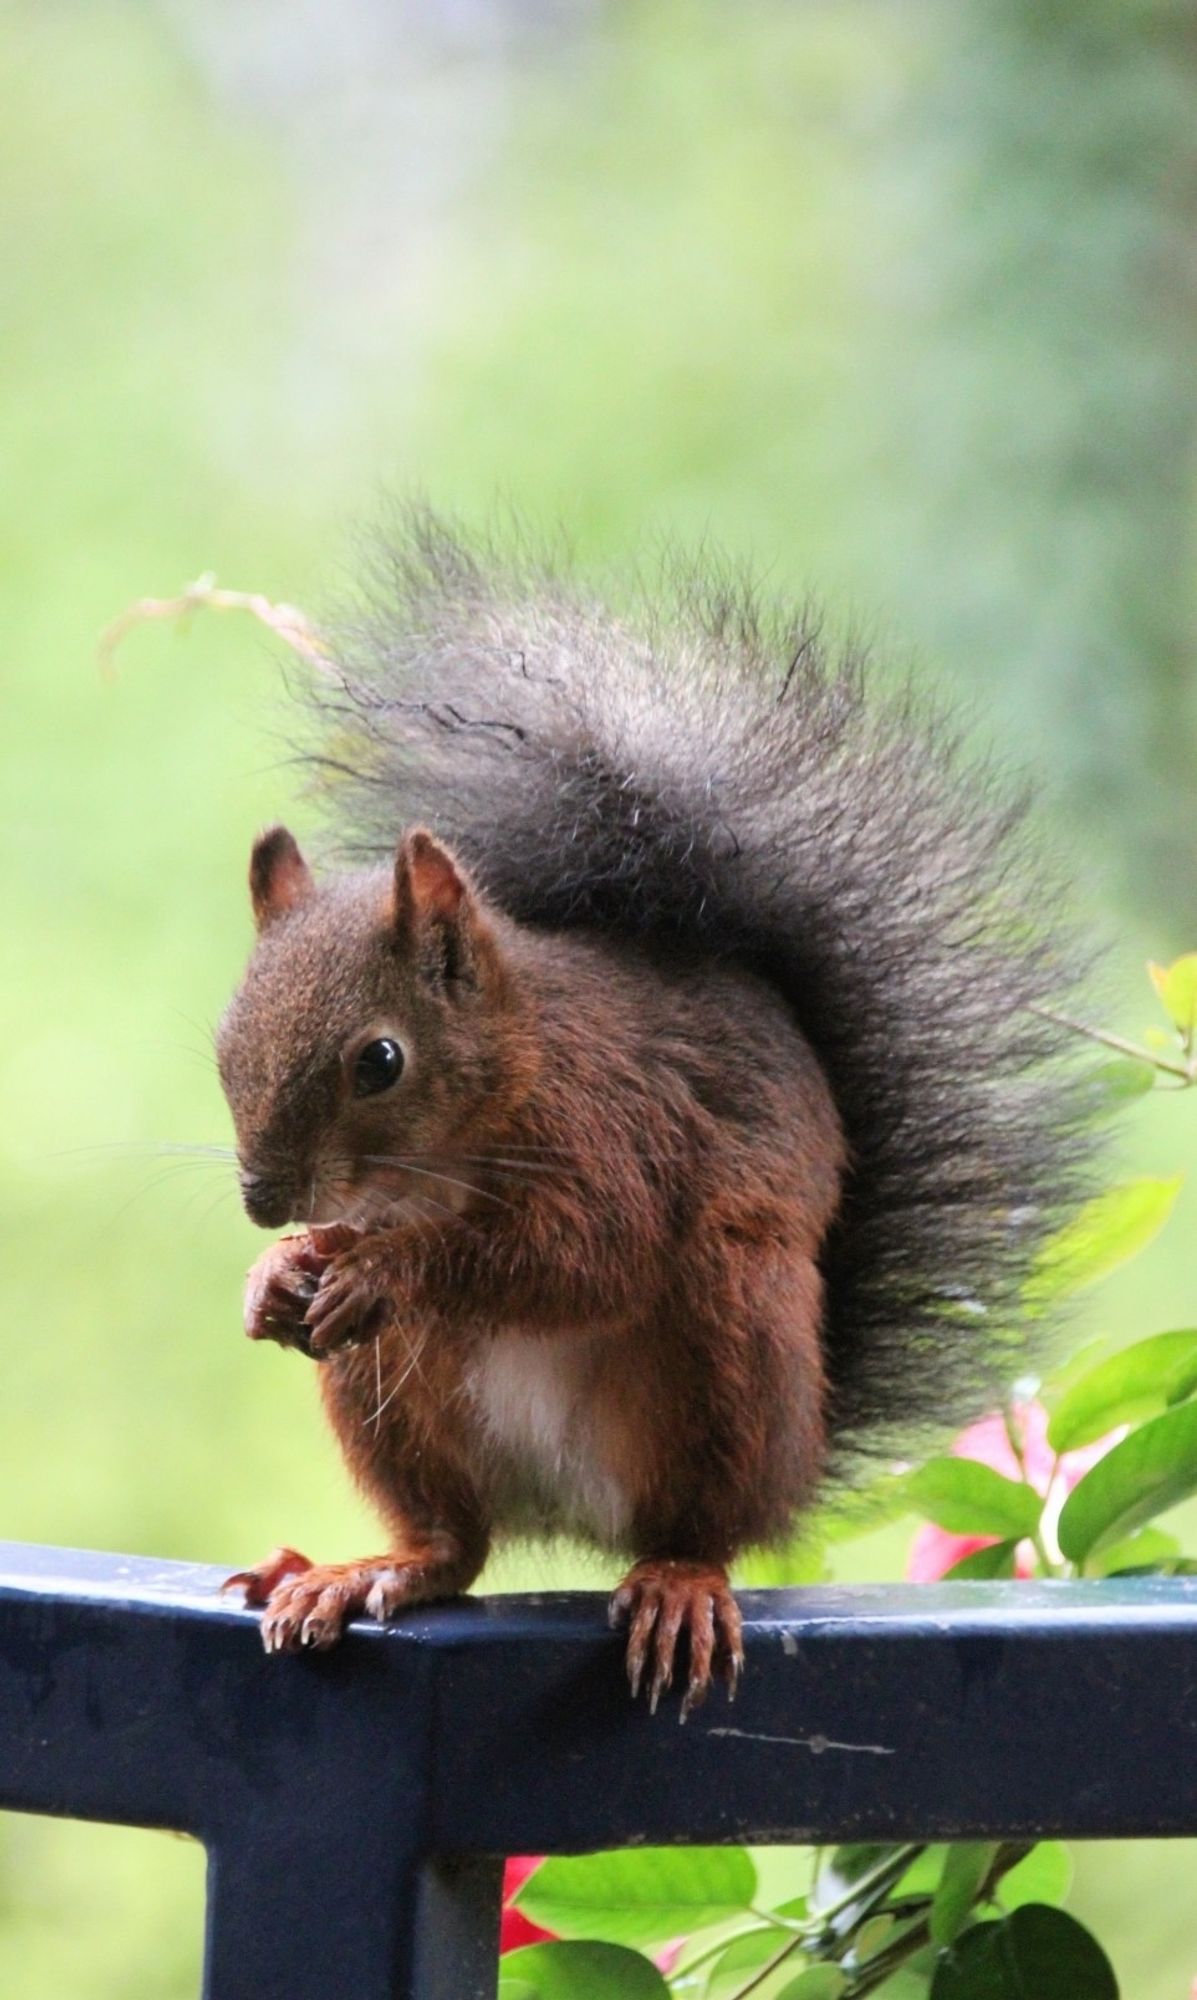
[3,1541,1197,1853]
[4,1537,1197,1635]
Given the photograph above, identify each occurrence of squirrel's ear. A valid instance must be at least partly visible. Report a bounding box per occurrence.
[393,829,486,984]
[250,826,314,930]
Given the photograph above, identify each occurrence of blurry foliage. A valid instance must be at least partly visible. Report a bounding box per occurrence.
[1,1,1196,1995]
[865,1,1197,934]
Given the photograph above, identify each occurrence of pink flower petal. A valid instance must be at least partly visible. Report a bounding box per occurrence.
[907,1526,1000,1583]
[500,1857,555,1954]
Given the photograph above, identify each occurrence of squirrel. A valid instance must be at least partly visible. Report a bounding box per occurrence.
[218,511,1085,1718]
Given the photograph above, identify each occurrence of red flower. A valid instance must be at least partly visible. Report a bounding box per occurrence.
[906,1400,1123,1582]
[500,1857,555,1953]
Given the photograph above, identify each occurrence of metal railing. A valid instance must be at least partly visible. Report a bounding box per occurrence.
[2,1542,1196,1998]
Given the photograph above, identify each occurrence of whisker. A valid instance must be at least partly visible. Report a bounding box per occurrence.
[404,1191,459,1221]
[329,1151,550,1194]
[104,1163,228,1226]
[414,1152,576,1168]
[170,1004,222,1048]
[364,1325,430,1429]
[182,1182,239,1231]
[366,1152,576,1168]
[135,1039,223,1075]
[359,1157,514,1209]
[43,1140,239,1167]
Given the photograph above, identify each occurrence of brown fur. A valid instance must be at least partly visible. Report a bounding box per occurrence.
[219,828,846,1710]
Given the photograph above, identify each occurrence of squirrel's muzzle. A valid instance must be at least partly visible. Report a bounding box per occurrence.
[239,1168,295,1229]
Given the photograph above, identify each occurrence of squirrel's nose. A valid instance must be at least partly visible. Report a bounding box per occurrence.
[239,1168,294,1229]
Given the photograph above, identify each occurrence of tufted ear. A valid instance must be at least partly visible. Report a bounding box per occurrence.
[250,826,314,930]
[393,829,486,984]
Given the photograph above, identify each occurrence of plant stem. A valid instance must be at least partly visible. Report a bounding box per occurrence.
[844,1844,1031,1997]
[669,1919,790,1982]
[722,1847,925,1999]
[1029,1003,1194,1083]
[97,577,333,679]
[813,1846,926,1931]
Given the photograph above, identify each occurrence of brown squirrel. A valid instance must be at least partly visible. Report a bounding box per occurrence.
[218,512,1084,1717]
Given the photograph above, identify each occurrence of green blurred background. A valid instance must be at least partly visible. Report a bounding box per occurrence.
[3,1,1197,1992]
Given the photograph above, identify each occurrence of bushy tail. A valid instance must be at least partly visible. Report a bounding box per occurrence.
[307,510,1090,1466]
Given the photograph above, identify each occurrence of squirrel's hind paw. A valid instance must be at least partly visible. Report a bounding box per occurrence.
[610,1559,744,1722]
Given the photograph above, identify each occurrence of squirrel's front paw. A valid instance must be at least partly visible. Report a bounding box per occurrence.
[229,1545,467,1654]
[303,1243,394,1357]
[244,1237,331,1354]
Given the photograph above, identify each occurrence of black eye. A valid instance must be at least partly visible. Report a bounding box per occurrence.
[353,1037,405,1098]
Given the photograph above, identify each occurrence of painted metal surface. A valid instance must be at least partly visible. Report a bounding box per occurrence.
[1,1543,1196,1997]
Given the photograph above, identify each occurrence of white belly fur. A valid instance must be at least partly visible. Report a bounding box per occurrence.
[465,1329,631,1546]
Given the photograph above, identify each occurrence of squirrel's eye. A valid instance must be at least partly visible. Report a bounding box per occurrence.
[353,1037,405,1098]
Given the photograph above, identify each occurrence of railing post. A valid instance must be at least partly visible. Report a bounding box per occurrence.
[203,1837,504,2000]
[409,1856,508,2000]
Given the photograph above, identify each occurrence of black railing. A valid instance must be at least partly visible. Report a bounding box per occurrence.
[1,1543,1196,1997]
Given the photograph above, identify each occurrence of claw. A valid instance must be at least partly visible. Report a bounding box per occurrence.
[607,1584,633,1630]
[238,1546,474,1657]
[649,1592,686,1714]
[625,1588,659,1700]
[717,1595,745,1702]
[305,1280,385,1356]
[244,1237,331,1351]
[223,1545,313,1607]
[611,1560,742,1722]
[680,1589,716,1724]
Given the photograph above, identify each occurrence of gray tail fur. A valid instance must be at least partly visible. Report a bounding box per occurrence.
[305,508,1091,1467]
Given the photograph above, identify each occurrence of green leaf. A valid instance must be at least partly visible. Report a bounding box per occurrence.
[895,1847,948,1899]
[905,1459,1042,1539]
[774,1896,810,1922]
[497,1982,539,2000]
[1047,1329,1197,1452]
[667,1915,781,1982]
[1084,1058,1156,1117]
[929,1905,1117,1999]
[853,1914,896,1960]
[941,1540,1020,1580]
[1149,954,1197,1045]
[1041,1336,1112,1406]
[515,1847,756,1948]
[775,1971,848,1998]
[1088,1528,1181,1577]
[702,1927,792,1996]
[870,1971,936,2000]
[930,1844,999,1947]
[501,1941,669,1999]
[997,1843,1072,1912]
[1025,1178,1182,1306]
[1058,1401,1197,1563]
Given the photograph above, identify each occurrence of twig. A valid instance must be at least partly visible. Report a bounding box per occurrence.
[98,574,334,679]
[1029,1002,1194,1084]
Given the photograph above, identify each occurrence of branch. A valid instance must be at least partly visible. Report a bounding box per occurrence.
[1028,1002,1194,1084]
[98,575,334,679]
